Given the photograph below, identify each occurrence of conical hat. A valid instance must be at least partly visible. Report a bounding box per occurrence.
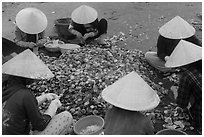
[102,71,160,111]
[159,16,195,39]
[165,40,202,68]
[2,49,54,79]
[71,5,98,24]
[16,7,47,34]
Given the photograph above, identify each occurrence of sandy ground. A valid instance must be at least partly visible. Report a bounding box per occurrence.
[2,2,202,53]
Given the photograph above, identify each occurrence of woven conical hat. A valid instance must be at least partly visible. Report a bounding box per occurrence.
[71,5,98,24]
[16,7,47,34]
[102,71,160,111]
[159,16,195,39]
[165,40,202,68]
[2,49,54,79]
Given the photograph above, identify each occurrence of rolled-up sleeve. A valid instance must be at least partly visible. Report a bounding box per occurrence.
[23,91,52,131]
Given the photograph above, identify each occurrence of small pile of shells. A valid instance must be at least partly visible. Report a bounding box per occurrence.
[145,103,194,131]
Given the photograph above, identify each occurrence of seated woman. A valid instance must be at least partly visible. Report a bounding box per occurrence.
[14,7,48,55]
[68,5,108,46]
[165,40,202,134]
[145,16,201,73]
[101,71,160,135]
[2,49,73,135]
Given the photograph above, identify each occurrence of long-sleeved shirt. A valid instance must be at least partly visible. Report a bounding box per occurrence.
[69,20,98,37]
[14,26,44,48]
[2,77,51,135]
[176,67,202,129]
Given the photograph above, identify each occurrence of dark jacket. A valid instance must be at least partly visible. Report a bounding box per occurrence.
[2,76,51,135]
[71,18,99,36]
[157,35,202,61]
[2,37,26,57]
[104,106,154,135]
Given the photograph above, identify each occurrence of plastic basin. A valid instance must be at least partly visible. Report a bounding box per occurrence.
[74,115,104,135]
[156,129,187,135]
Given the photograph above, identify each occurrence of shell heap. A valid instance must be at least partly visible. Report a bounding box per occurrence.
[27,34,192,132]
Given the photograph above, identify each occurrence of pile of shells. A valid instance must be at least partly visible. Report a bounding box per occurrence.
[146,103,194,131]
[27,34,193,133]
[28,42,169,120]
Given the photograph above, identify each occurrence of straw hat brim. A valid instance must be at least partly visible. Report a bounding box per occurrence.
[102,71,160,111]
[16,8,47,34]
[165,40,202,68]
[159,16,195,39]
[71,5,98,24]
[2,49,54,79]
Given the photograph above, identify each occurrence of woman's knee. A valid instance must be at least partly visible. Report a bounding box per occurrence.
[145,51,157,61]
[60,111,73,122]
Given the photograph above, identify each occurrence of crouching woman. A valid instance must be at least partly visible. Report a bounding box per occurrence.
[101,71,160,135]
[2,49,73,135]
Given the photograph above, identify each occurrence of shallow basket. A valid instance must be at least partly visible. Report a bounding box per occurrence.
[59,43,81,54]
[44,40,64,52]
[156,129,187,135]
[74,115,104,135]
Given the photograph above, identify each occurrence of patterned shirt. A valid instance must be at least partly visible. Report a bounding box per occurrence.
[14,26,44,47]
[176,67,202,129]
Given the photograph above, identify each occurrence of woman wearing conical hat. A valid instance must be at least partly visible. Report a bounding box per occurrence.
[2,49,73,135]
[69,5,108,46]
[14,8,49,54]
[165,40,202,134]
[101,71,160,135]
[145,16,201,73]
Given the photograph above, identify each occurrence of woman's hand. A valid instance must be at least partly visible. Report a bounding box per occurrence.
[83,33,89,40]
[83,32,95,40]
[36,93,59,105]
[37,38,47,47]
[70,28,83,38]
[50,99,62,108]
[76,32,83,38]
[170,86,179,100]
[45,93,60,102]
[28,42,37,48]
[44,99,62,117]
[164,56,170,62]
